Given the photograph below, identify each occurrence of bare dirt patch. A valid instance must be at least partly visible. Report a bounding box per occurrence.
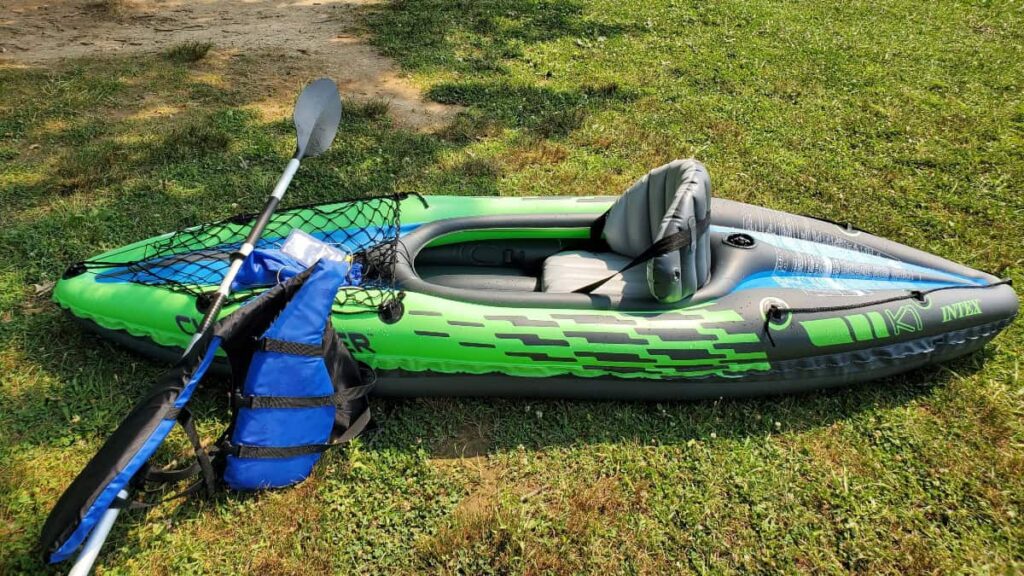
[0,0,459,130]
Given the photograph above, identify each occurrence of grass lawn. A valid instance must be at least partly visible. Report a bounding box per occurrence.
[2,0,1023,573]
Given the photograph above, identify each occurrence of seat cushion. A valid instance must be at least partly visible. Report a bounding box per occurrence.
[541,250,651,299]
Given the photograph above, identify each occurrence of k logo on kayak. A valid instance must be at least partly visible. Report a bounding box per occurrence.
[885,305,923,336]
[800,304,924,347]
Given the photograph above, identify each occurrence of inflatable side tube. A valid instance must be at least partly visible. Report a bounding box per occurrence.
[38,333,220,563]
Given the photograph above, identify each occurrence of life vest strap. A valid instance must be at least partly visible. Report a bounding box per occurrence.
[231,382,374,410]
[258,337,325,356]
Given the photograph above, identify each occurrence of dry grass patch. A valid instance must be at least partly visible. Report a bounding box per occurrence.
[83,0,136,20]
[164,41,214,65]
[437,113,503,143]
[503,139,569,170]
[346,97,392,121]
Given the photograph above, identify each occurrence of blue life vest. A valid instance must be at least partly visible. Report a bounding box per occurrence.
[221,257,372,490]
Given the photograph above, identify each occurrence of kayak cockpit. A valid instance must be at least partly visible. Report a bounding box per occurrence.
[400,159,715,310]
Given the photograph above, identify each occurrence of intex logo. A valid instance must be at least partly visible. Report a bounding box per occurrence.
[940,299,982,323]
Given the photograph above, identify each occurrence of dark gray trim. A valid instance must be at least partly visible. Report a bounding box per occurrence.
[494,333,570,347]
[550,314,638,325]
[484,315,559,327]
[413,330,449,337]
[575,351,656,363]
[563,331,648,345]
[506,352,576,362]
[459,341,496,349]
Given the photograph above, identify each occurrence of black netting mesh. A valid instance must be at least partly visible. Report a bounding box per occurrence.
[75,194,411,315]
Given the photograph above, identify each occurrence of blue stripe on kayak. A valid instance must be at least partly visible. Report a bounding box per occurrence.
[711,225,985,292]
[730,271,973,293]
[95,224,422,286]
[712,225,984,287]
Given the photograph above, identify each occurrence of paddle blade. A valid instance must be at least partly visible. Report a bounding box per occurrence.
[293,78,342,159]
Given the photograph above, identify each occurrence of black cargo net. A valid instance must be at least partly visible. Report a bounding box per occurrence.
[70,194,414,316]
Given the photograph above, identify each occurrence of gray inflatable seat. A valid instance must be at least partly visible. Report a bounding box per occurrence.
[541,251,652,298]
[543,159,712,302]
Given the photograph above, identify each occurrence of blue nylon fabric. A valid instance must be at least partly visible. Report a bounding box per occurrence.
[50,337,222,563]
[223,454,322,490]
[224,259,348,491]
[231,250,309,291]
[232,405,335,447]
[263,260,345,344]
[244,352,331,397]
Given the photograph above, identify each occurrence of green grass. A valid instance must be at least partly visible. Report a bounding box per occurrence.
[1,0,1023,573]
[164,41,214,64]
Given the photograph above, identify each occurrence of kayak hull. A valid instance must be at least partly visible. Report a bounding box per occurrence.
[69,312,1011,399]
[54,195,1018,400]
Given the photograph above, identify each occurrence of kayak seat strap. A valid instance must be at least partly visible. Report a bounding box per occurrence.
[573,216,711,296]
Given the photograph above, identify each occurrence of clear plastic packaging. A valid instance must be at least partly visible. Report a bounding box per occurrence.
[281,229,350,267]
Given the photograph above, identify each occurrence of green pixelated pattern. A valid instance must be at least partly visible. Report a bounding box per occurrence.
[364,294,771,380]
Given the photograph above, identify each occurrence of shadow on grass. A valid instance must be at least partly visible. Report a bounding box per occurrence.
[368,0,638,76]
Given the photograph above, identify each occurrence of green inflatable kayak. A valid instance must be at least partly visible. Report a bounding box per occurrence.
[55,160,1017,399]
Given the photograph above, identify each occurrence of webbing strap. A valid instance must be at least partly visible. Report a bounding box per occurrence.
[573,215,711,295]
[130,408,217,508]
[259,337,324,357]
[588,208,611,250]
[232,382,375,409]
[143,463,200,485]
[175,408,217,497]
[226,408,373,460]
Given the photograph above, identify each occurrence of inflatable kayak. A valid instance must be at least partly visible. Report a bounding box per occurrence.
[54,160,1017,399]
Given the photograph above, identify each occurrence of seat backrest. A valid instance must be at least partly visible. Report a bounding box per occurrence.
[602,159,712,302]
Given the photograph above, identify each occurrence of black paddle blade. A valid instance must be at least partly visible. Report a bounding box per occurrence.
[293,78,342,159]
